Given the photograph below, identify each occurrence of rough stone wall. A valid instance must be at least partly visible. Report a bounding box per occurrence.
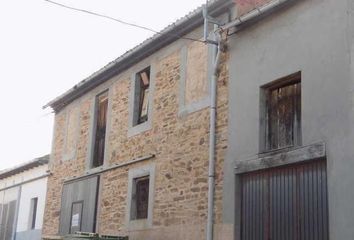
[42,35,229,240]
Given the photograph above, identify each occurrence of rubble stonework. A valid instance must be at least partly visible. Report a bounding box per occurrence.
[42,31,230,240]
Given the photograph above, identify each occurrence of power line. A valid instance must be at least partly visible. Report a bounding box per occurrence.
[44,0,205,43]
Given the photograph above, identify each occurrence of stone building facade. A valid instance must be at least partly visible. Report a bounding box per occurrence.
[42,1,232,239]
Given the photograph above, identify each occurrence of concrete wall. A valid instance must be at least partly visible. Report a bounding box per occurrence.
[235,0,272,16]
[223,0,354,239]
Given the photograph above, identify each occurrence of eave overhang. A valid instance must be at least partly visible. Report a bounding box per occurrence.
[44,0,234,112]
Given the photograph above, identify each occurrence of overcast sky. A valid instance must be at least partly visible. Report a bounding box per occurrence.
[0,0,206,171]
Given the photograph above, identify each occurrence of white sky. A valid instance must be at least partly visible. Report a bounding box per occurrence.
[0,0,206,171]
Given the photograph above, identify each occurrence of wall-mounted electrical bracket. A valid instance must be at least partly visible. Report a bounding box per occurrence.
[203,5,223,45]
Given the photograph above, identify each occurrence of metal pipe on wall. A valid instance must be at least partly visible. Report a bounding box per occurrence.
[203,1,209,42]
[206,23,222,240]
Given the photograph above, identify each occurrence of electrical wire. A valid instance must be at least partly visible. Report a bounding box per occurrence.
[44,0,205,43]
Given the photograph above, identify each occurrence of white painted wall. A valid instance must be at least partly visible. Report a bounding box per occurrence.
[0,162,48,240]
[16,177,48,231]
[0,165,48,189]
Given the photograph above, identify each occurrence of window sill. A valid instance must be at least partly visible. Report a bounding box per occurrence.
[127,218,151,230]
[178,97,210,118]
[128,120,152,138]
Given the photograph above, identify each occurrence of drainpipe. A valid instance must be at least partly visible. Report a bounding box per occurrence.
[206,23,222,240]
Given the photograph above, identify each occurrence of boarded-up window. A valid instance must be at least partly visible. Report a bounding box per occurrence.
[185,42,208,105]
[92,91,108,168]
[63,105,79,160]
[28,197,38,230]
[131,176,150,220]
[133,67,150,126]
[59,176,99,235]
[240,160,329,240]
[263,74,301,151]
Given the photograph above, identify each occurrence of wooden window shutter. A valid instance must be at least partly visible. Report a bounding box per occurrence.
[92,91,108,168]
[265,75,301,151]
[135,177,150,219]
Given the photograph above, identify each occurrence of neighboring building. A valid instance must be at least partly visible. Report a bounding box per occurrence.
[42,0,354,239]
[222,0,354,240]
[0,155,49,240]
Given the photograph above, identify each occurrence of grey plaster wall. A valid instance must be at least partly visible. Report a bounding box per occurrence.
[15,229,41,240]
[223,0,354,239]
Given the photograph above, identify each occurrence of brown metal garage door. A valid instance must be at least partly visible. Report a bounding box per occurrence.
[240,159,328,240]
